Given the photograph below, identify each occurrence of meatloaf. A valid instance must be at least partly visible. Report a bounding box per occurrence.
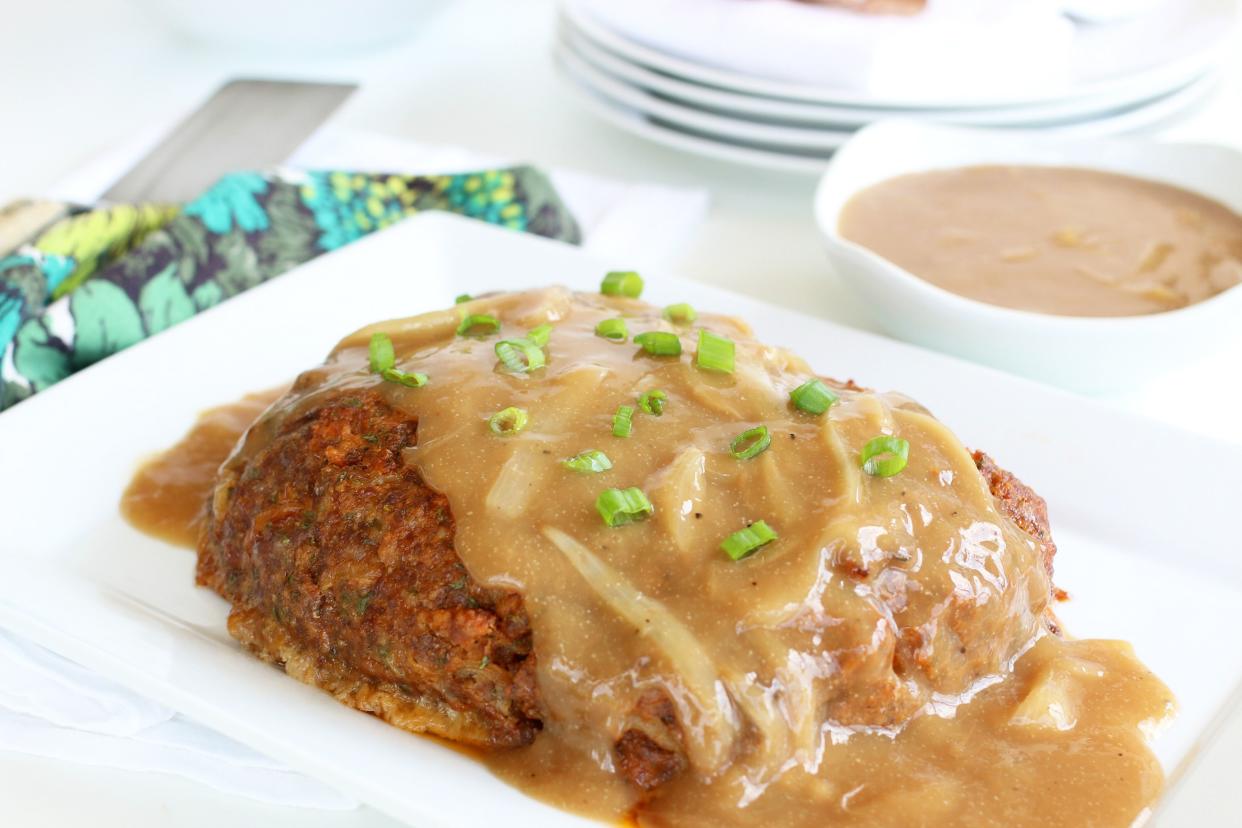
[197,383,1057,783]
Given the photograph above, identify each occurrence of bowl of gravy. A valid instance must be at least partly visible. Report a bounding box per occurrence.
[814,120,1242,392]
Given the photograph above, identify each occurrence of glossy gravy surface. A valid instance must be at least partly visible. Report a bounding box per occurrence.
[124,288,1173,826]
[838,165,1242,317]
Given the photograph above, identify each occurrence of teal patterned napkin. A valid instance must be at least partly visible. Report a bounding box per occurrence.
[0,166,580,411]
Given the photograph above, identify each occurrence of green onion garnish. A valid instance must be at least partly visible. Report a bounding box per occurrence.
[380,368,428,388]
[638,389,668,416]
[488,406,529,436]
[457,313,500,338]
[860,435,910,477]
[696,330,734,374]
[595,318,628,341]
[730,426,771,460]
[562,449,612,474]
[527,323,553,347]
[663,303,697,324]
[721,520,778,561]
[600,271,644,298]
[370,333,426,387]
[369,332,395,374]
[454,294,472,304]
[790,379,838,415]
[634,331,682,357]
[596,487,654,526]
[495,338,546,373]
[613,404,635,437]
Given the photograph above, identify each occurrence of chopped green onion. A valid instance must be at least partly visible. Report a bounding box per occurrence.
[790,379,838,415]
[638,389,668,416]
[696,330,735,374]
[612,404,635,437]
[526,323,553,347]
[663,303,697,324]
[380,368,428,388]
[595,318,628,341]
[488,406,529,436]
[634,331,682,357]
[721,520,778,561]
[369,333,395,374]
[562,449,612,474]
[860,435,910,477]
[600,270,644,298]
[454,294,472,304]
[730,426,771,460]
[457,313,500,338]
[495,338,546,373]
[596,487,654,526]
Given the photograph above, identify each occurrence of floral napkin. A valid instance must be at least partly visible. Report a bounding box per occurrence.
[0,166,579,411]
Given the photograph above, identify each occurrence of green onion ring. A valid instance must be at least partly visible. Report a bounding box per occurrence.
[526,323,553,347]
[562,449,612,474]
[380,368,428,388]
[596,487,654,526]
[721,520,778,561]
[495,338,546,373]
[790,379,838,416]
[600,271,644,298]
[457,313,501,338]
[860,435,910,477]
[730,426,771,460]
[368,332,395,374]
[663,303,697,324]
[595,318,628,341]
[612,404,635,438]
[489,406,529,436]
[634,331,682,357]
[638,389,668,416]
[696,330,735,374]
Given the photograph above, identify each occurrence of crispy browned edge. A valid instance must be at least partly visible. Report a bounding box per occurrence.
[197,388,540,749]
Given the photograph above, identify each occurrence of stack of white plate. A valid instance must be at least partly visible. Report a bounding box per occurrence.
[555,0,1235,173]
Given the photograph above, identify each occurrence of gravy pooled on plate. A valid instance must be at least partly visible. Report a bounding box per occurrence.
[124,285,1174,827]
[838,165,1242,317]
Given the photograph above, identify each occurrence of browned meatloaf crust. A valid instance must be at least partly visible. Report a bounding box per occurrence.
[196,387,540,748]
[197,386,1057,783]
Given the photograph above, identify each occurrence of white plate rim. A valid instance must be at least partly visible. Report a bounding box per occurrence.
[557,44,852,151]
[560,0,1234,110]
[558,38,1218,171]
[3,214,1242,826]
[554,55,833,173]
[560,20,1213,129]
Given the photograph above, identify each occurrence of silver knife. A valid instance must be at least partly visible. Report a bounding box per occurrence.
[102,78,356,204]
[0,78,356,257]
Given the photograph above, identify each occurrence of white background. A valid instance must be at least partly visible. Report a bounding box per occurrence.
[2,0,1241,825]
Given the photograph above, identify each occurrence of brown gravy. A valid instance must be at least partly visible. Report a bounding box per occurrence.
[121,388,285,548]
[838,165,1242,317]
[123,288,1174,826]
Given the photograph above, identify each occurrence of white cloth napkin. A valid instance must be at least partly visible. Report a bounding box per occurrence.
[572,0,1077,102]
[0,631,356,809]
[0,126,709,809]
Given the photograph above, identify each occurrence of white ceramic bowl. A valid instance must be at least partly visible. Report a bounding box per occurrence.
[814,120,1242,393]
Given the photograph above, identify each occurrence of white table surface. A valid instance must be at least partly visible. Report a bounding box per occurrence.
[2,0,1241,825]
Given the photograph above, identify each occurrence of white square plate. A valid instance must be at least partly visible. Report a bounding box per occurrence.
[1,213,1239,827]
